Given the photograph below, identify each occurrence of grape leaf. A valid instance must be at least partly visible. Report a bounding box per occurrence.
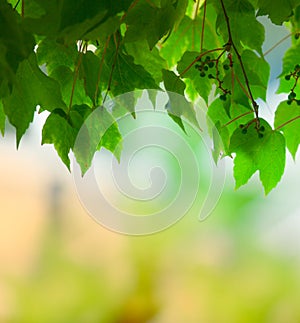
[97,121,123,162]
[37,39,78,75]
[125,40,167,83]
[42,110,76,170]
[50,66,93,108]
[124,0,178,49]
[229,119,286,194]
[73,107,119,175]
[0,0,35,87]
[233,50,270,101]
[277,42,300,94]
[162,69,198,129]
[97,41,159,99]
[257,0,300,25]
[274,100,300,159]
[160,4,221,68]
[177,51,214,103]
[213,0,265,53]
[2,54,66,145]
[207,99,254,153]
[79,51,101,106]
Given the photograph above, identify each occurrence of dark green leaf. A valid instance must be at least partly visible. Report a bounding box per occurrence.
[229,119,286,194]
[274,100,300,158]
[3,54,66,145]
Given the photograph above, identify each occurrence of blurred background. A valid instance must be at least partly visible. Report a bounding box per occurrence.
[1,16,300,323]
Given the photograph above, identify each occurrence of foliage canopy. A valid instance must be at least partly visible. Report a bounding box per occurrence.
[1,0,300,193]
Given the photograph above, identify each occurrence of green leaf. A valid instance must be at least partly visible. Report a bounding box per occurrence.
[274,100,300,159]
[37,39,78,75]
[162,69,198,129]
[24,0,130,41]
[232,50,270,101]
[3,54,66,145]
[124,0,177,49]
[98,121,123,162]
[0,100,5,136]
[97,40,159,98]
[0,0,35,87]
[162,69,185,95]
[79,51,101,106]
[214,0,265,53]
[51,66,92,108]
[277,42,300,94]
[73,107,118,175]
[229,119,286,194]
[177,51,213,103]
[257,0,300,25]
[160,4,221,68]
[42,110,76,170]
[207,99,254,154]
[125,40,167,83]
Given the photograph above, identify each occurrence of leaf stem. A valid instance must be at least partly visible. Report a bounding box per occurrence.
[103,32,121,104]
[94,36,110,107]
[219,0,259,121]
[275,115,300,131]
[68,41,85,115]
[200,0,207,52]
[222,110,253,128]
[263,33,293,57]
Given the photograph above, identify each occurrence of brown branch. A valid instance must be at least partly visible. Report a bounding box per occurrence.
[219,0,259,122]
[263,33,293,57]
[21,0,24,17]
[275,115,300,131]
[200,0,207,52]
[94,36,111,107]
[222,111,253,128]
[102,32,121,104]
[68,41,86,115]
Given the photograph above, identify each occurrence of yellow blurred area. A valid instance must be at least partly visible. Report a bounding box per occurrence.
[1,133,300,323]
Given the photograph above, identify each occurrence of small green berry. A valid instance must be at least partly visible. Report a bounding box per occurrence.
[200,72,206,77]
[208,61,214,68]
[288,92,296,100]
[295,33,300,40]
[260,125,265,132]
[223,64,230,70]
[205,56,211,61]
[208,74,214,79]
[285,75,291,81]
[287,100,292,105]
[297,100,300,106]
[204,65,209,71]
[241,128,247,134]
[258,133,264,139]
[219,94,227,101]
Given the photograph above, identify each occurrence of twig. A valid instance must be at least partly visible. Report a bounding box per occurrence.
[219,0,259,122]
[102,32,121,104]
[68,41,86,115]
[263,33,293,57]
[200,0,207,52]
[275,115,300,131]
[222,111,253,128]
[94,36,111,107]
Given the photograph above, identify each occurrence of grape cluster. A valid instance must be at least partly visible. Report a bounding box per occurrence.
[195,56,215,78]
[285,64,300,105]
[239,123,265,138]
